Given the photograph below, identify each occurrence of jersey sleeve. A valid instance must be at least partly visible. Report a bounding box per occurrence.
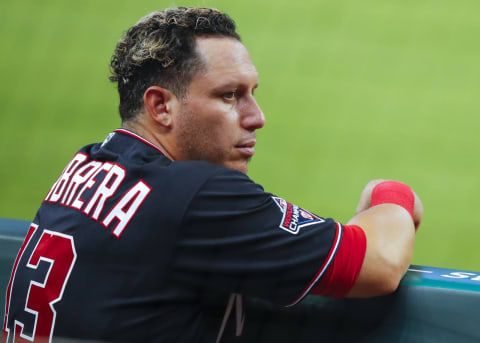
[172,167,343,306]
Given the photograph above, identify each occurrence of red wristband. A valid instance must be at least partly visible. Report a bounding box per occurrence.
[370,181,414,219]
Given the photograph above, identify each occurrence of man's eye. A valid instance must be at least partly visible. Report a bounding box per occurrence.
[223,92,236,101]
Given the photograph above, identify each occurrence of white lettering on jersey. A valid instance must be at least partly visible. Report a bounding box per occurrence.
[72,162,112,211]
[102,181,152,238]
[61,161,102,206]
[45,153,88,203]
[84,164,126,220]
[42,154,151,237]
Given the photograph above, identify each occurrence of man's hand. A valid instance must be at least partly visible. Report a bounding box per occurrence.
[310,179,424,299]
[343,179,423,297]
[355,179,423,230]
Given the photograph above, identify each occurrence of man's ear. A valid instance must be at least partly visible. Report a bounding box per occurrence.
[143,86,176,127]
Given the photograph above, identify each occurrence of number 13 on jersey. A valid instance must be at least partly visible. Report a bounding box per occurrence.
[2,223,77,343]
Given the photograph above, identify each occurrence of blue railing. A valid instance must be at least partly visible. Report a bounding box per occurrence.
[1,218,479,342]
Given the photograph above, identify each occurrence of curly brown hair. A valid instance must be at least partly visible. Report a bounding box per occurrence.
[109,7,241,123]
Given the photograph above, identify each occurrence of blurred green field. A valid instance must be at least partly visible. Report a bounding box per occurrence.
[1,0,480,270]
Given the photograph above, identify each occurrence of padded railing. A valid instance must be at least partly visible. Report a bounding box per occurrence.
[1,218,479,342]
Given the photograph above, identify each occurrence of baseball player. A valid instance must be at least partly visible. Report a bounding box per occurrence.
[2,7,422,343]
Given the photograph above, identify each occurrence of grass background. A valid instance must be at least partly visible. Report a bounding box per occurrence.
[1,0,479,270]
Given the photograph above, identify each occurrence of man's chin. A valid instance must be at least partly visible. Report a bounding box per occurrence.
[223,159,250,174]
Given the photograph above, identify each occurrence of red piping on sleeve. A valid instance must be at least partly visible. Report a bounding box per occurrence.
[310,224,366,298]
[286,222,343,307]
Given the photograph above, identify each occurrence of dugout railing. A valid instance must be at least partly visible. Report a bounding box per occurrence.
[1,218,479,342]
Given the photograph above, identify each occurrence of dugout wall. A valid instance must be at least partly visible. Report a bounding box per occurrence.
[1,218,479,342]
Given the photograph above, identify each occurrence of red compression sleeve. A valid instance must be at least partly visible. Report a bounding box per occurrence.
[370,181,414,219]
[310,225,366,298]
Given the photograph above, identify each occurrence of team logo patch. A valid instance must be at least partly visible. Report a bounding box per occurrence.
[272,196,325,234]
[101,132,115,148]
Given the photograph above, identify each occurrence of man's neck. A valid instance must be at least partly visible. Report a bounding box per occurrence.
[122,119,175,160]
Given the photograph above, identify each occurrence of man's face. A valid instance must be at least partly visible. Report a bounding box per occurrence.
[173,37,265,173]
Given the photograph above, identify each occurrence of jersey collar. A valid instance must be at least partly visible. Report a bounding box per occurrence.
[113,128,171,159]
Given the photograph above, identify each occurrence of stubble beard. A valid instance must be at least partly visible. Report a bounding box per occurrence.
[176,107,230,167]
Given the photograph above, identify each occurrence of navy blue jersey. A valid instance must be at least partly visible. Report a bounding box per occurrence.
[2,129,342,343]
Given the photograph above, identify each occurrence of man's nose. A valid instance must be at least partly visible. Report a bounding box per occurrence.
[241,96,266,131]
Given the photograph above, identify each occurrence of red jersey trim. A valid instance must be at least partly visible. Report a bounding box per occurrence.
[2,223,38,336]
[309,224,366,298]
[114,129,170,158]
[285,222,343,307]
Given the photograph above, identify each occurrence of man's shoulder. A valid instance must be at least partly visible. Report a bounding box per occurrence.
[169,160,254,185]
[169,160,233,174]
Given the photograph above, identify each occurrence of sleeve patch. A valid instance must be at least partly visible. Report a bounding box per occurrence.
[272,196,325,235]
